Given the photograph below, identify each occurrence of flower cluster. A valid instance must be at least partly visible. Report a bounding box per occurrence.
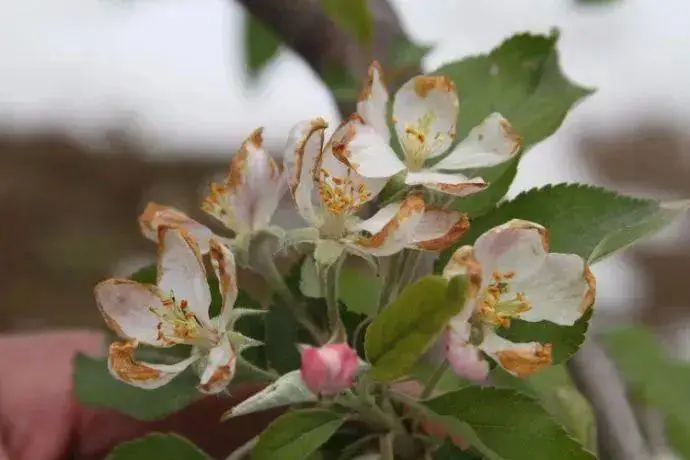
[93,61,595,398]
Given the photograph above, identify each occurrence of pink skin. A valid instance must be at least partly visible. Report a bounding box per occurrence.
[0,331,279,460]
[300,343,359,396]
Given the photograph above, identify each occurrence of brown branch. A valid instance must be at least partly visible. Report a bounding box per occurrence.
[235,0,418,117]
[567,339,652,460]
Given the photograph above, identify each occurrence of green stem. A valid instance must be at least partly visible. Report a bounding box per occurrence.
[378,252,403,312]
[351,317,372,349]
[237,356,279,382]
[420,360,449,400]
[323,258,346,342]
[379,433,395,460]
[397,250,422,292]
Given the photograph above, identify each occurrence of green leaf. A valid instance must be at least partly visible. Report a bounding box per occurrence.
[436,31,592,149]
[74,354,201,421]
[338,265,382,317]
[603,325,690,457]
[425,387,596,460]
[265,304,302,373]
[449,155,519,218]
[321,0,373,47]
[222,370,316,419]
[491,366,596,450]
[437,184,687,272]
[365,275,468,381]
[107,433,210,460]
[434,439,483,459]
[244,13,281,78]
[391,36,432,69]
[252,409,346,460]
[497,309,592,364]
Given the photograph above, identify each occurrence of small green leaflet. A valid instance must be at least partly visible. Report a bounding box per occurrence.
[338,265,382,317]
[321,0,373,47]
[425,387,596,460]
[252,410,347,460]
[244,13,281,78]
[107,433,210,460]
[365,275,468,381]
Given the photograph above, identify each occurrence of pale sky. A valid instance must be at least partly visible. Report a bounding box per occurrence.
[3,0,690,314]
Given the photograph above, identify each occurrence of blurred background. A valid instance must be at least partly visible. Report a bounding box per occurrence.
[2,0,690,355]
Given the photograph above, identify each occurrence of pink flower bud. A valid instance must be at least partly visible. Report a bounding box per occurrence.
[300,343,359,396]
[445,329,489,382]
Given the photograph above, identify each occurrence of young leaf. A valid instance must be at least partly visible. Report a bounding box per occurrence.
[244,13,281,78]
[107,433,210,460]
[425,387,596,460]
[264,304,302,373]
[437,184,687,272]
[365,275,468,381]
[252,409,347,460]
[603,325,690,458]
[436,31,592,149]
[222,370,316,420]
[74,355,201,421]
[321,0,373,47]
[339,265,382,317]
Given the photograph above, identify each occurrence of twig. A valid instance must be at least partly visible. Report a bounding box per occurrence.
[567,338,652,460]
[235,0,419,117]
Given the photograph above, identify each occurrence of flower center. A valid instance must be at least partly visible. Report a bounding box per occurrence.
[320,211,349,239]
[476,271,531,328]
[150,294,217,347]
[316,167,370,217]
[402,112,447,171]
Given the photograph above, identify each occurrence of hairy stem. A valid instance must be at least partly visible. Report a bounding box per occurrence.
[379,433,395,460]
[323,258,346,342]
[420,359,448,400]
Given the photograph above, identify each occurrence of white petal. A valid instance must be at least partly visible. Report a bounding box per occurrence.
[346,119,406,179]
[357,61,390,143]
[473,220,549,283]
[198,335,237,394]
[481,329,552,378]
[283,118,327,226]
[393,75,458,161]
[157,227,212,327]
[352,195,425,256]
[443,245,483,301]
[411,208,469,251]
[94,279,167,346]
[511,254,595,326]
[318,116,389,215]
[107,340,198,390]
[209,239,238,331]
[405,170,486,197]
[202,128,286,233]
[432,113,522,171]
[139,202,214,253]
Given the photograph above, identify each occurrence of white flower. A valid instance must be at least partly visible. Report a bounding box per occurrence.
[343,62,522,196]
[138,128,287,252]
[443,219,596,378]
[94,227,260,393]
[283,117,469,256]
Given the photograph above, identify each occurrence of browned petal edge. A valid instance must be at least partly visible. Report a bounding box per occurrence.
[415,210,470,251]
[357,60,387,103]
[209,239,236,303]
[327,113,365,170]
[431,180,487,196]
[581,263,597,313]
[138,202,194,236]
[94,278,162,340]
[499,117,523,157]
[442,246,482,299]
[495,343,553,378]
[198,352,237,394]
[108,340,164,383]
[156,226,207,287]
[226,127,262,190]
[356,195,425,249]
[504,219,550,252]
[292,118,327,191]
[412,74,457,98]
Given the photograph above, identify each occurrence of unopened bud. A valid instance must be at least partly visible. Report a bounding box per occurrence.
[300,343,359,395]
